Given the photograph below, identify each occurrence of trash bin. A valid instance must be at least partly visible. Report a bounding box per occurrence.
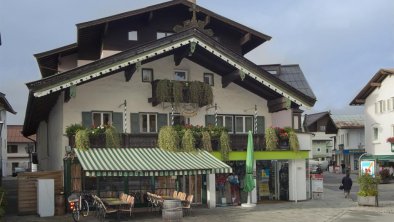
[162,199,182,222]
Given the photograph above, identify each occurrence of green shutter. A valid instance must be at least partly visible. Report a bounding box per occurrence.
[157,113,168,132]
[256,116,265,134]
[130,113,140,133]
[112,112,123,133]
[205,115,215,127]
[82,112,92,128]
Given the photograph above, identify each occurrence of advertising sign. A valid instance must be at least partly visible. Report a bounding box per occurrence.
[360,160,375,177]
[311,174,323,193]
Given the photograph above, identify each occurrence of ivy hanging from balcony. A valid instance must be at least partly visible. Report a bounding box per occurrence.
[155,79,213,108]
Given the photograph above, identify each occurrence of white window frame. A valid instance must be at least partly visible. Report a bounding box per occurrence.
[203,73,214,86]
[174,70,188,81]
[373,127,379,142]
[128,30,138,41]
[156,32,173,39]
[140,113,157,133]
[92,112,112,127]
[234,115,254,134]
[388,98,394,112]
[217,115,233,133]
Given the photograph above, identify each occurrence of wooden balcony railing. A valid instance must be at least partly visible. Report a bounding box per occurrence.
[68,133,266,151]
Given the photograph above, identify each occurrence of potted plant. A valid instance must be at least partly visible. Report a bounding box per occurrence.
[277,127,289,149]
[357,173,380,206]
[379,168,391,184]
[265,127,278,151]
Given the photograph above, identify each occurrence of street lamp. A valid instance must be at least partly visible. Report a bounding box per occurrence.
[25,144,34,171]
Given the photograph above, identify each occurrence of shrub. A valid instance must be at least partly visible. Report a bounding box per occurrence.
[220,131,231,161]
[105,126,120,148]
[158,126,180,152]
[65,124,86,137]
[357,173,380,196]
[181,129,196,152]
[75,129,90,151]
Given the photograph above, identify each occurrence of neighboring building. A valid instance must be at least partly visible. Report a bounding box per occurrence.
[331,115,365,172]
[22,0,316,207]
[351,68,394,161]
[303,112,337,161]
[0,92,17,177]
[6,125,36,176]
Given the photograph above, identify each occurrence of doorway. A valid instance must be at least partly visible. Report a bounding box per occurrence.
[256,160,289,201]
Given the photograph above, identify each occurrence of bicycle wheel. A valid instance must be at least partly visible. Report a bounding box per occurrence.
[81,199,89,217]
[72,209,80,222]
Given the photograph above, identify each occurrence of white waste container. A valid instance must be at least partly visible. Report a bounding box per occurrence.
[37,179,55,217]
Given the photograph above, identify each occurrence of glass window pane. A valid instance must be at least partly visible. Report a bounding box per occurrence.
[245,117,253,132]
[217,116,224,127]
[103,113,110,126]
[235,117,243,133]
[149,115,156,132]
[141,114,148,132]
[225,116,233,132]
[93,113,101,127]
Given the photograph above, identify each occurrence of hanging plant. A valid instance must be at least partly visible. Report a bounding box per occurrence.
[105,126,121,148]
[189,81,203,104]
[181,129,196,152]
[172,81,184,108]
[201,131,212,152]
[65,123,86,137]
[265,127,278,151]
[156,79,172,103]
[220,131,231,161]
[75,129,90,151]
[288,130,300,152]
[201,82,213,106]
[158,126,180,152]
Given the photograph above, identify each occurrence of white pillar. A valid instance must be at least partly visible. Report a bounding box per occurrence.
[207,174,216,208]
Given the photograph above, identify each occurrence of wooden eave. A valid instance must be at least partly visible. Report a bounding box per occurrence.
[350,68,394,105]
[0,92,17,114]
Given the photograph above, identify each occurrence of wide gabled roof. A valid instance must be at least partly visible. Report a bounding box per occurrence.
[0,92,17,114]
[350,68,394,105]
[331,115,364,129]
[23,29,315,136]
[261,64,316,100]
[304,111,330,128]
[7,125,36,143]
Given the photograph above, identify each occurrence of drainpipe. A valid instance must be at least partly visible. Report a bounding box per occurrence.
[23,135,36,172]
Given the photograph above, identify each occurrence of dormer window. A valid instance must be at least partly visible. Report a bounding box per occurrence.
[157,32,173,39]
[128,31,138,41]
[267,70,277,75]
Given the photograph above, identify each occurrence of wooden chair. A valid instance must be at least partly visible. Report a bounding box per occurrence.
[100,202,117,222]
[120,195,135,217]
[179,192,187,201]
[182,194,194,216]
[172,190,178,199]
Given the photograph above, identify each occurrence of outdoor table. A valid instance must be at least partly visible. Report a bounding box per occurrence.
[102,198,128,221]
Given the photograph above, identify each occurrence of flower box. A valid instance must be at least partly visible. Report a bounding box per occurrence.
[357,195,376,206]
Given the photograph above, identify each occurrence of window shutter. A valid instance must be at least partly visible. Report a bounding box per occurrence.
[205,115,215,127]
[157,113,168,132]
[112,112,123,133]
[256,116,265,134]
[82,112,92,128]
[130,113,140,134]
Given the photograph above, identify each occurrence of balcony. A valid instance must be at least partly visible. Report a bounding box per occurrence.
[68,133,266,151]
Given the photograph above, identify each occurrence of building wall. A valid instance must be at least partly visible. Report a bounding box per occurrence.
[47,94,64,170]
[364,75,394,155]
[6,142,30,176]
[62,55,272,134]
[36,121,48,171]
[288,159,307,201]
[0,107,7,177]
[271,110,292,128]
[336,128,364,149]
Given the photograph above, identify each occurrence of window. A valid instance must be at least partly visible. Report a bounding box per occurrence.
[173,114,189,126]
[92,112,112,127]
[156,32,173,39]
[7,145,18,153]
[142,68,153,82]
[12,163,19,171]
[377,100,386,113]
[319,125,326,132]
[140,113,157,133]
[217,115,233,133]
[174,70,188,81]
[388,98,394,112]
[235,116,253,133]
[203,73,214,86]
[128,31,138,41]
[345,133,349,147]
[373,127,379,141]
[267,70,277,75]
[317,148,320,152]
[326,148,329,153]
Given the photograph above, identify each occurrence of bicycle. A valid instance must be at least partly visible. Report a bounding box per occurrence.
[68,191,90,222]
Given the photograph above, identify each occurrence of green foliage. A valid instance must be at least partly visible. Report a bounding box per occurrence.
[288,130,300,152]
[380,168,390,180]
[158,126,180,152]
[181,129,196,152]
[105,126,120,148]
[189,81,203,104]
[172,81,184,108]
[156,79,172,103]
[65,123,86,137]
[201,82,213,106]
[90,126,107,137]
[220,131,231,161]
[75,129,90,151]
[265,127,278,151]
[201,131,213,152]
[357,173,380,197]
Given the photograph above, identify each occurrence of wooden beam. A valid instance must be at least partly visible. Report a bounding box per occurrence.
[370,82,381,87]
[173,47,189,66]
[148,11,154,21]
[124,64,137,82]
[355,99,365,104]
[240,33,252,45]
[267,97,291,113]
[222,70,240,88]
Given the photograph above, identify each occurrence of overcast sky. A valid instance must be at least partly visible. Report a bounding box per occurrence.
[1,0,393,125]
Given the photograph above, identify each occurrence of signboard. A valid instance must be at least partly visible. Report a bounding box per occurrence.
[360,160,375,177]
[311,174,323,193]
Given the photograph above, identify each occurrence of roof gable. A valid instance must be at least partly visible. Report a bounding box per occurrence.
[0,92,17,114]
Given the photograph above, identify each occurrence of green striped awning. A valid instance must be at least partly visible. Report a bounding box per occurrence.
[74,148,232,177]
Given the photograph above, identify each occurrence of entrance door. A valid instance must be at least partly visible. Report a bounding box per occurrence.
[257,160,289,201]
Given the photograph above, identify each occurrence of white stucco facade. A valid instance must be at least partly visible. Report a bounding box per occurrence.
[364,75,394,155]
[0,106,7,177]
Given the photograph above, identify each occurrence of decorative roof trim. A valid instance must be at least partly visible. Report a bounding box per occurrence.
[32,36,311,108]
